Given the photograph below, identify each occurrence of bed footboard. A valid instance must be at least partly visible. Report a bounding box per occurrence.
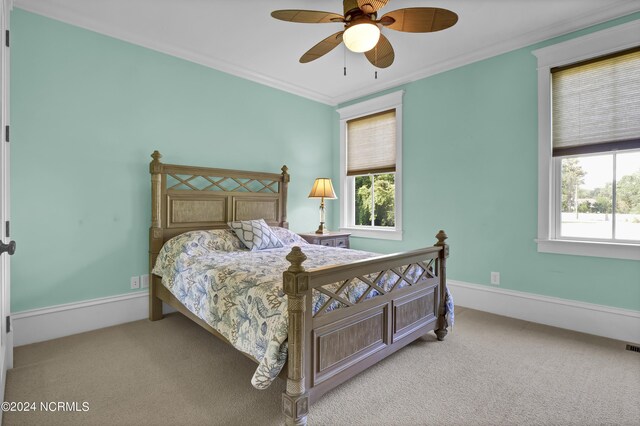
[282,231,449,426]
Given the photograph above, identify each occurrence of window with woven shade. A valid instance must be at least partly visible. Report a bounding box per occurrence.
[551,48,640,244]
[534,21,640,260]
[337,91,403,240]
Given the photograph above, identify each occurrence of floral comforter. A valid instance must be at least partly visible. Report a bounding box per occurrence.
[153,228,452,389]
[153,228,379,389]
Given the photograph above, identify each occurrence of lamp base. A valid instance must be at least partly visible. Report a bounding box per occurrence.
[315,222,328,234]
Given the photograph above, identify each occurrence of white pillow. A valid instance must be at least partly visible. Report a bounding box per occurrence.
[270,227,309,246]
[152,229,245,276]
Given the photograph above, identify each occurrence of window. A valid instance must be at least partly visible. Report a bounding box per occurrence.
[354,173,396,227]
[337,91,403,240]
[559,151,640,242]
[533,21,640,260]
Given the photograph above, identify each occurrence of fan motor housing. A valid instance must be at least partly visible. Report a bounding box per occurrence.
[344,0,378,21]
[343,0,360,16]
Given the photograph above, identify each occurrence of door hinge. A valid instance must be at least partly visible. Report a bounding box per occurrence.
[4,30,8,48]
[5,221,8,237]
[4,125,8,142]
[5,316,10,333]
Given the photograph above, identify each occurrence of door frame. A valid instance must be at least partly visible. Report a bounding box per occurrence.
[0,0,13,416]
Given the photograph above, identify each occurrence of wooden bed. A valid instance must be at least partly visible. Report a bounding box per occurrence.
[148,151,449,425]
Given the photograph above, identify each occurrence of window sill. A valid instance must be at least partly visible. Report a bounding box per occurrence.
[536,238,640,260]
[340,227,403,241]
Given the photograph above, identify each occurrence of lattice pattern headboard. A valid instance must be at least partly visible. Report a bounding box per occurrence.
[148,150,290,267]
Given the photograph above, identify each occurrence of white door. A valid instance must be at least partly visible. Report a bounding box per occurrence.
[0,0,13,412]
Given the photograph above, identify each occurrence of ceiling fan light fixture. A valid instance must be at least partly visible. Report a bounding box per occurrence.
[343,22,380,53]
[272,2,458,68]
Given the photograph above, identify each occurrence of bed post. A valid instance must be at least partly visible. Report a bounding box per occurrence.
[149,150,164,321]
[282,247,310,426]
[434,230,449,341]
[281,165,290,229]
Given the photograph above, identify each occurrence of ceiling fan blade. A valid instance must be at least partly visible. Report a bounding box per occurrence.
[380,8,458,33]
[365,34,394,68]
[300,32,345,63]
[357,1,389,14]
[271,10,344,24]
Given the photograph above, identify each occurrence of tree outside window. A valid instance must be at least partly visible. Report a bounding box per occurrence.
[560,151,640,241]
[354,173,395,227]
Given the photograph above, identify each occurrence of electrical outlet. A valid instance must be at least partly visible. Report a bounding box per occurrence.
[140,274,149,289]
[490,272,500,285]
[130,276,140,289]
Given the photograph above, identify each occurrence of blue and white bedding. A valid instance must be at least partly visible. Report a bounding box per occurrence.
[153,227,450,389]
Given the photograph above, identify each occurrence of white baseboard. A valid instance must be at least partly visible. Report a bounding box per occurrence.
[12,291,175,347]
[448,280,640,344]
[12,282,640,347]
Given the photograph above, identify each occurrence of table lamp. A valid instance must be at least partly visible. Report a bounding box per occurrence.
[308,178,337,234]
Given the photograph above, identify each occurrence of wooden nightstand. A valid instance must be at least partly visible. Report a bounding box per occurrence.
[298,231,351,249]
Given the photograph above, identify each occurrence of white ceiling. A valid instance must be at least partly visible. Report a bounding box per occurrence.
[14,0,640,105]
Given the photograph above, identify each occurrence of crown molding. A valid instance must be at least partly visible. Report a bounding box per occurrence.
[330,0,640,105]
[15,1,640,107]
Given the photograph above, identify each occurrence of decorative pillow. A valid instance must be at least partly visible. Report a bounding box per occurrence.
[271,227,309,246]
[228,219,284,251]
[152,229,245,276]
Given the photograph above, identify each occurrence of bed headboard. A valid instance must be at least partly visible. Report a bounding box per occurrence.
[149,150,290,264]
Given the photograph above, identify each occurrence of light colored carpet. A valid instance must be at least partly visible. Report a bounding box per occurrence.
[3,308,639,425]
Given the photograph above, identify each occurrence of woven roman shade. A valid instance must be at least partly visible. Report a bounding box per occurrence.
[347,109,396,176]
[551,47,640,157]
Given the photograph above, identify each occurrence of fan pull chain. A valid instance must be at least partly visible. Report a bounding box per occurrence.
[343,44,347,76]
[374,44,378,79]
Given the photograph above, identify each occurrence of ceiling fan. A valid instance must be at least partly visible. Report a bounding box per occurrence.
[271,0,458,69]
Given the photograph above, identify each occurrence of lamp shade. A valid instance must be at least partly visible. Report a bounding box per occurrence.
[343,22,380,53]
[308,178,337,199]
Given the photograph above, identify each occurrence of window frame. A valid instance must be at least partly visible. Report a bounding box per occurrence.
[337,90,404,240]
[533,20,640,261]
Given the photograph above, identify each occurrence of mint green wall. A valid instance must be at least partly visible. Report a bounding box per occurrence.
[336,14,640,311]
[10,10,334,312]
[11,9,639,313]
